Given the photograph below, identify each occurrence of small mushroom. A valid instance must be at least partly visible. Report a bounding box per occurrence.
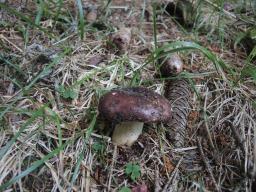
[86,7,97,23]
[159,53,183,77]
[98,87,172,146]
[110,27,132,53]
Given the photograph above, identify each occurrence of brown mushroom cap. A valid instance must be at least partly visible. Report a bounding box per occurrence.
[160,53,183,77]
[110,27,132,53]
[98,87,172,123]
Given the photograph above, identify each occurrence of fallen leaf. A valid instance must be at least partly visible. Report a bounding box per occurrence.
[162,155,174,174]
[188,111,199,123]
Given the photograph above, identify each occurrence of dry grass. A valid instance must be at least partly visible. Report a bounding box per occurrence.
[0,0,256,191]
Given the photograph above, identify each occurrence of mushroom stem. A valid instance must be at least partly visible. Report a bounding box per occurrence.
[111,121,144,146]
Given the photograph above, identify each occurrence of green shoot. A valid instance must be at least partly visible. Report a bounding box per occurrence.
[76,0,85,39]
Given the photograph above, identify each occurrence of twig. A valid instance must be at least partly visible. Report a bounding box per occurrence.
[172,146,197,152]
[107,145,117,191]
[202,0,236,19]
[24,143,68,191]
[54,79,63,110]
[253,121,256,180]
[85,139,93,192]
[85,162,91,192]
[227,120,245,153]
[0,34,23,53]
[109,5,129,11]
[161,157,183,192]
[197,137,221,192]
[203,87,215,150]
[202,0,253,26]
[90,132,111,142]
[154,167,161,192]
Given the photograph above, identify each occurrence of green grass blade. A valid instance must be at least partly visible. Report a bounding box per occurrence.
[45,107,63,146]
[54,0,64,24]
[35,0,44,25]
[0,50,68,120]
[240,63,256,82]
[247,46,256,63]
[0,54,26,77]
[68,114,97,191]
[3,74,24,90]
[0,139,70,191]
[152,41,236,77]
[76,0,85,39]
[0,3,54,38]
[0,107,45,160]
[0,106,79,190]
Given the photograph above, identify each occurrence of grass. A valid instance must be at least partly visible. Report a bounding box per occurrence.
[76,0,85,39]
[0,3,54,38]
[0,0,256,191]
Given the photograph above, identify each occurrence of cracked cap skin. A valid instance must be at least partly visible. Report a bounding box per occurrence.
[98,87,172,124]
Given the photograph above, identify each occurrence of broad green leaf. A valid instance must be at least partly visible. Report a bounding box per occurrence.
[125,163,141,182]
[241,64,256,81]
[58,85,78,99]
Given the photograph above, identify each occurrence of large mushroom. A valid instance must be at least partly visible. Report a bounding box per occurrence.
[98,87,172,146]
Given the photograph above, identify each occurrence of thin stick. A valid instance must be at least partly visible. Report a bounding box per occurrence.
[203,0,236,19]
[85,162,91,192]
[203,0,253,27]
[154,167,161,192]
[197,137,221,192]
[85,139,93,192]
[227,120,245,153]
[203,87,215,150]
[107,145,117,191]
[0,34,23,53]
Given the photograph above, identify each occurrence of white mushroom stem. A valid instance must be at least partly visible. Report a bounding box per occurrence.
[111,121,144,146]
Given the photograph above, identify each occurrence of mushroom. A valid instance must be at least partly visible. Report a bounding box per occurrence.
[98,87,172,146]
[159,53,183,77]
[110,27,132,53]
[86,6,97,23]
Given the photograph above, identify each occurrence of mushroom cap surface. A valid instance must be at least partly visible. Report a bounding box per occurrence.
[98,87,172,123]
[160,53,183,77]
[110,27,131,53]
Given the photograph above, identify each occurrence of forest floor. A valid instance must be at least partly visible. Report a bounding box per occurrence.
[0,0,256,191]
